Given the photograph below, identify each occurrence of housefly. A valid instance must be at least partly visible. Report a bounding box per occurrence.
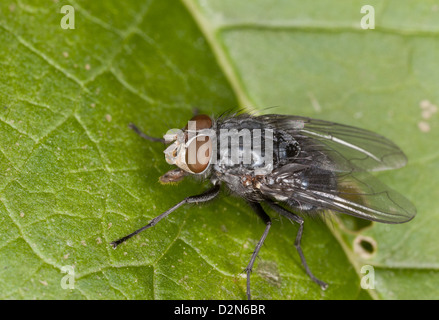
[111,111,416,299]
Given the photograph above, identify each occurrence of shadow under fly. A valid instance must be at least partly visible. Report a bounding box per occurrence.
[111,111,416,299]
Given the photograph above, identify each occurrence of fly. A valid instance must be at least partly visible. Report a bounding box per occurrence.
[111,112,416,300]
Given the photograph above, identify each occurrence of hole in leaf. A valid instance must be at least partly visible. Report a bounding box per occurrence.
[353,235,377,259]
[359,239,374,254]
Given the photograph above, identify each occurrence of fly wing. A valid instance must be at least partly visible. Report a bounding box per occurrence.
[260,165,416,223]
[257,114,407,172]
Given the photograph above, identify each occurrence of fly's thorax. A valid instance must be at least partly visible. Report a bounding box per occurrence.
[213,123,300,177]
[213,119,273,175]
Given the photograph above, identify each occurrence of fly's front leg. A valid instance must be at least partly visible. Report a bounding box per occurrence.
[159,168,188,184]
[129,123,166,143]
[110,184,221,248]
[266,201,328,290]
[244,201,272,300]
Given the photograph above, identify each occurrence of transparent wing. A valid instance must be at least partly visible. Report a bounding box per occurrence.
[260,165,416,223]
[257,114,407,172]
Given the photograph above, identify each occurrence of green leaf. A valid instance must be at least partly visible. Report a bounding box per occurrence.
[189,0,439,299]
[0,0,435,300]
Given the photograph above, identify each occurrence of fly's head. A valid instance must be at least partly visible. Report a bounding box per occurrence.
[162,114,214,180]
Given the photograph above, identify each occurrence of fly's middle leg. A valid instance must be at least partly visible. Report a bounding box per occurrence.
[110,184,221,248]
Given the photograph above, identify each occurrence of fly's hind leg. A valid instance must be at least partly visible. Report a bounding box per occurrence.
[244,201,272,300]
[266,201,328,290]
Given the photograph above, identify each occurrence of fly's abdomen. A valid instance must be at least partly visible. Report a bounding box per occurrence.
[286,167,338,212]
[261,165,338,212]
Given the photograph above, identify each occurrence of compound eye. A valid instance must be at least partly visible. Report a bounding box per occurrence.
[185,135,212,173]
[185,114,212,131]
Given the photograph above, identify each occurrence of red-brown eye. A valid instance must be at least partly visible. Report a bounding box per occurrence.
[185,114,212,130]
[185,136,212,173]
